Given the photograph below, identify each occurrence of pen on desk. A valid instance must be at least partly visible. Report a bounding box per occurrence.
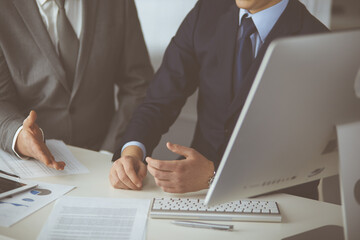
[0,170,20,178]
[171,220,234,231]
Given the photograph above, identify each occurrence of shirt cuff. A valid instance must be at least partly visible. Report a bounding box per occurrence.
[12,126,27,159]
[121,141,146,161]
[12,125,45,160]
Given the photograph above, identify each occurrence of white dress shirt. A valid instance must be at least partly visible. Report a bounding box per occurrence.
[36,0,82,52]
[239,0,289,58]
[12,0,83,158]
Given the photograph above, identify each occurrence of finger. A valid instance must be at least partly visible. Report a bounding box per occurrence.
[35,143,65,170]
[146,157,177,171]
[109,169,130,189]
[53,161,66,170]
[123,161,143,188]
[166,142,193,158]
[161,186,185,194]
[137,163,147,181]
[154,178,174,188]
[38,142,65,170]
[148,165,173,181]
[23,110,37,129]
[46,156,66,170]
[116,162,141,190]
[32,143,52,165]
[49,156,66,170]
[41,145,65,170]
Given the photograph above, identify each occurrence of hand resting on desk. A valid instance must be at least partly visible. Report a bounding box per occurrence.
[15,110,65,170]
[109,142,214,193]
[109,145,147,190]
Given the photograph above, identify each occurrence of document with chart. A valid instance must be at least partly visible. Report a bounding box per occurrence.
[0,182,74,227]
[38,197,151,240]
[0,139,89,178]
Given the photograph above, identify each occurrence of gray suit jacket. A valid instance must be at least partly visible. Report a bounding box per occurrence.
[0,0,154,153]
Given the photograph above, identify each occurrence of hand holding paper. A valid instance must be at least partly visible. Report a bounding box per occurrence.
[15,110,65,170]
[0,139,89,179]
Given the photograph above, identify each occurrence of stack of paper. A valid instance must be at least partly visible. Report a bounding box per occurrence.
[38,197,151,240]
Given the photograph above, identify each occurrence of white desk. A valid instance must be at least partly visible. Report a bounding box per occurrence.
[0,146,343,240]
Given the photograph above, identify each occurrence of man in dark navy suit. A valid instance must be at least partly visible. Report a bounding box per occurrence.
[109,0,329,197]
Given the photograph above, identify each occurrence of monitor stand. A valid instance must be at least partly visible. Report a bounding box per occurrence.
[283,121,360,240]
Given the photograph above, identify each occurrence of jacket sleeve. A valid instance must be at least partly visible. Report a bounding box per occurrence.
[112,0,203,160]
[0,47,25,153]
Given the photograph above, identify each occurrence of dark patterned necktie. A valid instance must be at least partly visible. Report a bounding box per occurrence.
[233,15,257,96]
[55,0,79,89]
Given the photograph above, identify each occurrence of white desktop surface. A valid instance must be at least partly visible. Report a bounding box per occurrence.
[0,146,343,240]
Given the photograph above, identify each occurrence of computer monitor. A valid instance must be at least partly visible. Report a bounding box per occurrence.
[337,121,360,240]
[205,29,360,206]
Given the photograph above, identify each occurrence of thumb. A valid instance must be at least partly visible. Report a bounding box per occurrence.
[166,142,192,158]
[23,110,37,129]
[138,163,147,181]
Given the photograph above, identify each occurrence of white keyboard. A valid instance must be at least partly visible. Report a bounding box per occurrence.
[150,197,281,222]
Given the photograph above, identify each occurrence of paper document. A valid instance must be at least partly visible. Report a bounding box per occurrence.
[0,182,74,227]
[0,140,89,178]
[38,197,151,240]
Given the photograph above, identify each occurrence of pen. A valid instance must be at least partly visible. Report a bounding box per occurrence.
[171,220,234,231]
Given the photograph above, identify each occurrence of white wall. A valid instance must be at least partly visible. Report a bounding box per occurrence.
[135,0,198,71]
[300,0,332,28]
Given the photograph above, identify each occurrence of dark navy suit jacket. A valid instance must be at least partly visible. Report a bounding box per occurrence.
[113,0,328,198]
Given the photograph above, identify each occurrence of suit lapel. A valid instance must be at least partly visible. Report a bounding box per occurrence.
[12,0,70,93]
[226,0,303,121]
[70,0,98,100]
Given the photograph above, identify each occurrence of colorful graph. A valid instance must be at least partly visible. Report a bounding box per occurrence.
[30,188,52,196]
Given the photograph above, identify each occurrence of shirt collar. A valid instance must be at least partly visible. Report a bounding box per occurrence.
[239,0,289,42]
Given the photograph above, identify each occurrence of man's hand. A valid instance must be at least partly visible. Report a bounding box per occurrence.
[146,142,215,193]
[15,110,65,170]
[109,146,147,190]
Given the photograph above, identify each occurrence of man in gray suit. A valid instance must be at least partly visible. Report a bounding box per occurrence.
[0,0,153,169]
